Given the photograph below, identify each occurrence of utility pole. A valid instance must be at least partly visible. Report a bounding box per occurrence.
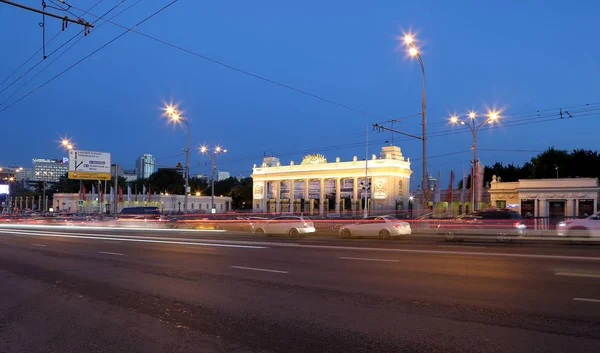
[113,164,118,217]
[364,125,369,218]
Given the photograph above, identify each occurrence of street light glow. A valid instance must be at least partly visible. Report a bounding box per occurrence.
[450,115,459,123]
[200,145,208,153]
[61,139,69,146]
[404,34,414,45]
[468,112,476,119]
[409,47,418,57]
[215,146,221,153]
[460,121,466,125]
[165,105,176,116]
[488,111,499,121]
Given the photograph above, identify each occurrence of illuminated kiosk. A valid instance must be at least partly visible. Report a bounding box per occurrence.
[251,146,412,215]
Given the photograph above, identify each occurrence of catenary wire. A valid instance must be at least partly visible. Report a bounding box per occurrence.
[0,0,178,114]
[0,0,142,106]
[67,3,393,121]
[0,0,105,95]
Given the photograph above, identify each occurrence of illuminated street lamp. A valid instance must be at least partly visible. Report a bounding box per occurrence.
[200,145,227,213]
[60,138,75,151]
[450,109,501,210]
[163,103,191,213]
[402,32,428,212]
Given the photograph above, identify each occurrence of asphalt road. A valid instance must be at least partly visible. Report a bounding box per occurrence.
[0,225,599,353]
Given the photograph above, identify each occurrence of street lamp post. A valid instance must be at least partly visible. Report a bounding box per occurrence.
[163,105,191,214]
[403,34,428,213]
[450,111,500,211]
[200,145,227,214]
[60,139,76,213]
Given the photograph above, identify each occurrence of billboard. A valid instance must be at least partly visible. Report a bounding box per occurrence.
[0,185,8,195]
[68,150,111,180]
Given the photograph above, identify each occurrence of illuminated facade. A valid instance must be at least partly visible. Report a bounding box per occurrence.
[488,176,600,219]
[251,146,412,214]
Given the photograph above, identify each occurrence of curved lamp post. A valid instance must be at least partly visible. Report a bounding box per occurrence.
[403,33,428,211]
[200,145,227,213]
[164,105,191,214]
[450,110,500,211]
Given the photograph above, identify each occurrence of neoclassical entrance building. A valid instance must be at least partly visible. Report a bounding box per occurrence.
[251,146,412,215]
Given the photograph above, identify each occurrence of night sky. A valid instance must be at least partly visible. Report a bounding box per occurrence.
[1,0,599,189]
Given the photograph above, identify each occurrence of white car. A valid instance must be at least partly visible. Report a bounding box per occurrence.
[252,216,316,236]
[557,213,600,237]
[339,215,412,239]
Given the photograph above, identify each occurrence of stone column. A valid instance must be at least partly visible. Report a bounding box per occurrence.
[290,180,295,213]
[594,198,598,214]
[575,199,579,217]
[304,179,310,214]
[352,177,358,212]
[335,178,341,213]
[275,181,281,213]
[538,199,547,217]
[319,179,325,215]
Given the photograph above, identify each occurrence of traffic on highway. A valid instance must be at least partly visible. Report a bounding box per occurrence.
[2,206,600,244]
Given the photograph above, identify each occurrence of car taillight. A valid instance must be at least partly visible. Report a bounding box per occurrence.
[394,224,402,229]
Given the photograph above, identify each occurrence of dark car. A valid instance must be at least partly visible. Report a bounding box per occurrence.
[437,208,526,241]
[117,207,162,226]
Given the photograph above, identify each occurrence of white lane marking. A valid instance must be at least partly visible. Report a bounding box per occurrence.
[230,266,288,274]
[0,230,266,249]
[4,228,292,246]
[0,224,226,233]
[555,272,600,278]
[339,256,399,263]
[438,245,488,249]
[98,251,124,256]
[30,243,47,247]
[573,297,600,303]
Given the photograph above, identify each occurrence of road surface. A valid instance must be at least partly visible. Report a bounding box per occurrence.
[0,225,599,352]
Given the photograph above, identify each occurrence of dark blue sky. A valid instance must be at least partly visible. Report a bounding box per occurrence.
[1,0,599,188]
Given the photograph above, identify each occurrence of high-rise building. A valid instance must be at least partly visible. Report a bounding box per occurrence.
[136,154,155,179]
[32,158,69,183]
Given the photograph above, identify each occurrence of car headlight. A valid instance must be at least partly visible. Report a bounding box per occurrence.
[557,221,567,227]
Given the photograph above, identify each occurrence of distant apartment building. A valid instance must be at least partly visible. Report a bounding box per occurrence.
[32,158,69,183]
[192,173,209,181]
[217,171,231,181]
[136,154,155,179]
[122,169,137,182]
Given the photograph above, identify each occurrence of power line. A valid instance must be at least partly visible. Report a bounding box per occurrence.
[0,0,105,96]
[0,0,178,115]
[0,0,140,106]
[67,4,392,121]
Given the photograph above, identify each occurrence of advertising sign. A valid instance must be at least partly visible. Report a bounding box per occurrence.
[68,150,111,180]
[0,185,8,195]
